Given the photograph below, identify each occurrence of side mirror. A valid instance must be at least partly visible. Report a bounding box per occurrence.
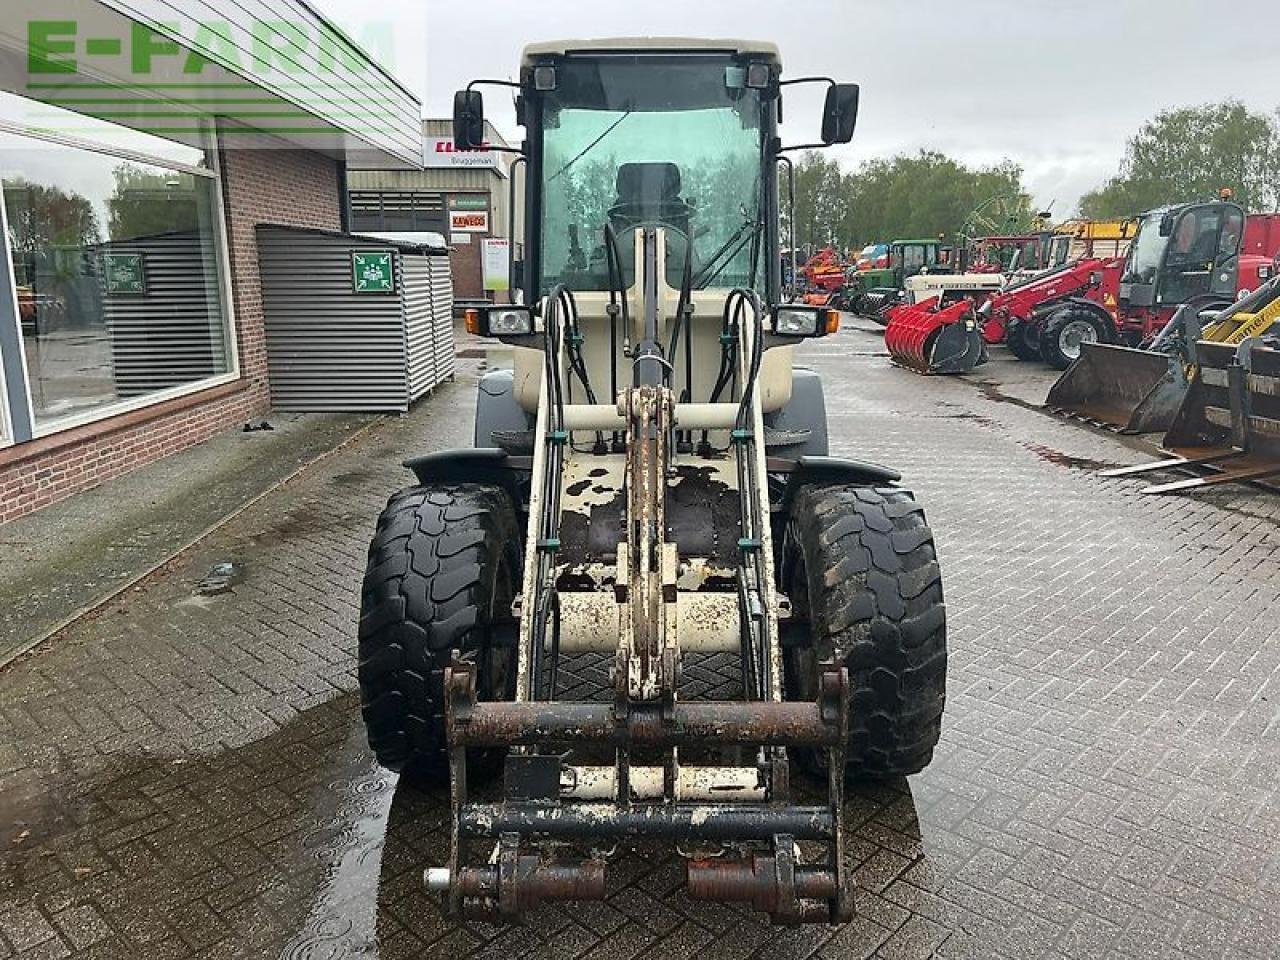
[1159,213,1174,237]
[453,89,485,149]
[821,84,859,145]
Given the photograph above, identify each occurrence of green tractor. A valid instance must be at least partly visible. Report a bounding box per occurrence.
[856,238,953,321]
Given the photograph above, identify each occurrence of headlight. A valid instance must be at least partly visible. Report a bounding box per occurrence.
[466,306,533,337]
[772,305,839,338]
[487,309,533,335]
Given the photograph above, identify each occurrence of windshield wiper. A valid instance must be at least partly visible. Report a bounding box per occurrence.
[694,216,763,289]
[549,111,633,182]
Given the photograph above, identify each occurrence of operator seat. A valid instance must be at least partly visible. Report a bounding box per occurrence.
[608,162,694,239]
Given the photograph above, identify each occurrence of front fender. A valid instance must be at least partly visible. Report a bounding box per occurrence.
[403,448,529,506]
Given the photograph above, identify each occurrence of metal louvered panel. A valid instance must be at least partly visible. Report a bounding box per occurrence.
[258,226,409,412]
[401,254,437,401]
[99,233,231,397]
[428,255,456,382]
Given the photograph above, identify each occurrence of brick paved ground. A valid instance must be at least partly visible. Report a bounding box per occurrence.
[2,323,1278,959]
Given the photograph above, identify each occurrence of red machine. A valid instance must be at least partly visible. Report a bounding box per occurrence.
[967,234,1045,274]
[1242,213,1280,289]
[885,201,1280,377]
[1244,213,1280,261]
[974,257,1118,366]
[1006,200,1273,370]
[798,247,849,291]
[799,247,863,309]
[883,295,988,374]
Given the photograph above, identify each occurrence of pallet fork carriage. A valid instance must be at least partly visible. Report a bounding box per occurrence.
[356,39,948,926]
[1100,334,1280,495]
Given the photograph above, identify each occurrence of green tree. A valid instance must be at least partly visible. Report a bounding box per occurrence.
[788,152,849,254]
[3,180,100,256]
[844,152,1031,248]
[1079,101,1280,218]
[107,164,201,239]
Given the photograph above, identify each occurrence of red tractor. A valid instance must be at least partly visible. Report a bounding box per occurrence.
[994,199,1274,370]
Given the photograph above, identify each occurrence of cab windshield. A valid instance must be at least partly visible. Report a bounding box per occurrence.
[1121,212,1166,285]
[536,55,768,296]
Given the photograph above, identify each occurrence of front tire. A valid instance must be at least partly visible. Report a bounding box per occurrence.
[1039,307,1110,370]
[782,485,947,779]
[1004,315,1042,361]
[358,483,521,785]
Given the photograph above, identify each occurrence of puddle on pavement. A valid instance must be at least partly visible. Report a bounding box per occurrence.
[975,380,1042,413]
[1,693,408,956]
[1,692,932,956]
[929,403,1000,430]
[1022,442,1121,471]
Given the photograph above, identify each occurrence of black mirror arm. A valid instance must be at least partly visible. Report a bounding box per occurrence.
[466,79,521,93]
[779,76,837,90]
[776,142,836,154]
[776,77,837,152]
[462,79,528,155]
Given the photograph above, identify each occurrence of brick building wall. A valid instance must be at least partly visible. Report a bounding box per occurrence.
[216,129,344,392]
[450,241,484,301]
[0,134,342,524]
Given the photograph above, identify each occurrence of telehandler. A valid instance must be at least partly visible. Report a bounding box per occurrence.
[356,39,947,925]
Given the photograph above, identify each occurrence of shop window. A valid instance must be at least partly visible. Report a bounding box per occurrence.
[1,128,232,431]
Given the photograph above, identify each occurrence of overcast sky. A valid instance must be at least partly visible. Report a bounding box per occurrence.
[314,0,1279,215]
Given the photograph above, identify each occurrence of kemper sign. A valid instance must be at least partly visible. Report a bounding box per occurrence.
[425,137,501,170]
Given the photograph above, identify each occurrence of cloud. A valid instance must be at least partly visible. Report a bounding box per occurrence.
[312,0,1279,213]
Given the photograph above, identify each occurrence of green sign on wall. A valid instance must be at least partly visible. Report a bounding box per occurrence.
[449,194,489,211]
[104,253,145,294]
[352,250,395,294]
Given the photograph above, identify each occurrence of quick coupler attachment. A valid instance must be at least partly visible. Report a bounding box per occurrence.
[433,659,853,925]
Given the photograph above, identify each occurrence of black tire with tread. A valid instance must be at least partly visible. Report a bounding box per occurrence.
[1038,306,1110,370]
[358,483,520,784]
[782,485,946,779]
[1004,315,1042,362]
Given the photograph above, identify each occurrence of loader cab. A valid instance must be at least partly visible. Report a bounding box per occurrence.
[1045,233,1074,269]
[456,42,858,310]
[512,45,783,303]
[1119,201,1245,308]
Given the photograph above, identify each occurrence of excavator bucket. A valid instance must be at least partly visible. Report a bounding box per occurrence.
[1045,342,1183,434]
[884,298,987,375]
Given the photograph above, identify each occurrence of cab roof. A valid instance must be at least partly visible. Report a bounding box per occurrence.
[522,38,782,66]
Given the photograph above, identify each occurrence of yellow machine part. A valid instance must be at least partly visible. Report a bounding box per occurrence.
[1202,287,1280,344]
[1054,218,1136,241]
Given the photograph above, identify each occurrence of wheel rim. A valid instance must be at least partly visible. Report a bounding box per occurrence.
[1058,319,1098,360]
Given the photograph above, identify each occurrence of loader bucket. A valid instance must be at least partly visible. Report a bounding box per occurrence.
[884,298,987,375]
[1163,341,1246,450]
[1045,342,1182,434]
[1103,340,1280,495]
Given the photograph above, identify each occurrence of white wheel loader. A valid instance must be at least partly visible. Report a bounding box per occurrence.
[357,38,948,925]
